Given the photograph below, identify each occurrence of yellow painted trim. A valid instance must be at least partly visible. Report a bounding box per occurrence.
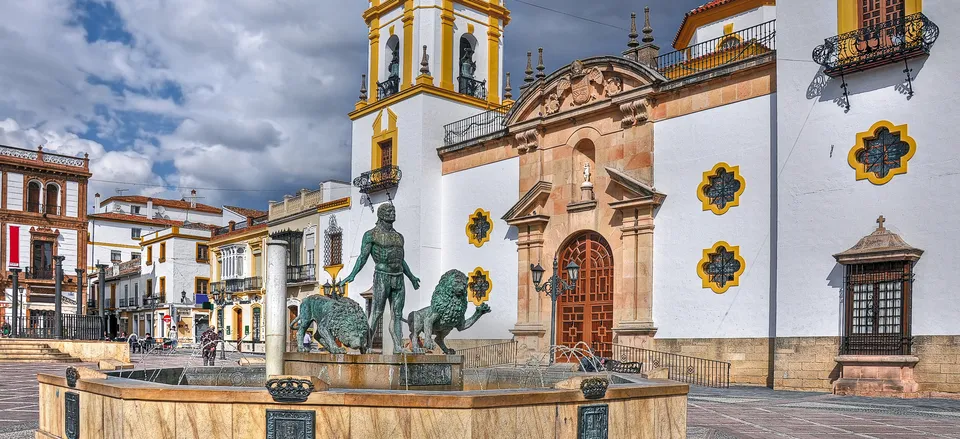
[369,14,381,104]
[195,276,210,296]
[723,23,734,34]
[697,163,746,215]
[440,0,455,91]
[196,242,209,263]
[323,264,344,281]
[365,0,510,25]
[90,241,141,249]
[402,1,415,90]
[486,15,501,105]
[674,0,774,50]
[317,197,351,214]
[349,82,490,120]
[839,0,922,34]
[371,109,399,171]
[716,33,742,50]
[146,246,153,265]
[140,232,209,247]
[159,276,166,297]
[467,23,475,34]
[465,208,493,248]
[696,241,746,294]
[849,120,916,185]
[389,25,395,36]
[210,228,268,246]
[468,267,492,306]
[158,242,166,263]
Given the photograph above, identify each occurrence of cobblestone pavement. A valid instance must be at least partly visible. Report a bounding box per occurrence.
[3,358,960,438]
[688,386,960,438]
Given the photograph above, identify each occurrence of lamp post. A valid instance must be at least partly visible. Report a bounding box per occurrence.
[212,288,230,360]
[530,256,580,365]
[321,279,345,298]
[54,256,65,339]
[75,269,84,316]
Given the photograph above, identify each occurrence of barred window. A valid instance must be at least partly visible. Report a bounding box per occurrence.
[324,216,343,267]
[842,261,913,355]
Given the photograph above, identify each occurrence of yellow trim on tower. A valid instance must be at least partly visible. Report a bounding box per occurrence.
[465,208,493,248]
[697,163,746,215]
[365,0,510,25]
[838,0,922,35]
[848,120,916,185]
[697,241,746,294]
[723,23,734,34]
[440,0,455,91]
[349,82,491,121]
[674,0,774,50]
[402,0,415,90]
[371,109,399,170]
[369,14,381,104]
[317,197,352,214]
[486,15,501,105]
[468,267,493,306]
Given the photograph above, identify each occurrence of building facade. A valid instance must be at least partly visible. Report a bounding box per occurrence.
[333,0,958,395]
[0,144,89,326]
[209,210,268,350]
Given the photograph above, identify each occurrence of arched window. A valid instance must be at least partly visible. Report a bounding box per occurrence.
[458,34,484,99]
[45,183,59,215]
[27,181,42,213]
[379,35,401,99]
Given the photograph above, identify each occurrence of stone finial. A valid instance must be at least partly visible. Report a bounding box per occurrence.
[359,74,368,101]
[536,48,546,79]
[524,51,534,83]
[876,215,886,231]
[504,72,513,100]
[627,12,640,49]
[642,6,654,43]
[419,45,430,75]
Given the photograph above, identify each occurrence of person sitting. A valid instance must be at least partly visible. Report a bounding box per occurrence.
[128,333,140,353]
[144,333,155,352]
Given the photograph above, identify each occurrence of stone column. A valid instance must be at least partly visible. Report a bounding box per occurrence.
[9,268,21,337]
[508,220,548,360]
[75,269,84,315]
[265,239,288,377]
[612,205,657,347]
[97,264,108,335]
[54,256,65,339]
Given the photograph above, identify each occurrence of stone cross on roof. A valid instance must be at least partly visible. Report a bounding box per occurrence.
[876,215,886,231]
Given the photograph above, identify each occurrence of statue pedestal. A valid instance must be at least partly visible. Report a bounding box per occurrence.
[283,353,464,391]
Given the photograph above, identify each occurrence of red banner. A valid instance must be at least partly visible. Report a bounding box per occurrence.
[8,225,19,267]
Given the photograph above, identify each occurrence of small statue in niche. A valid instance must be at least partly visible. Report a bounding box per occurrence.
[583,163,591,184]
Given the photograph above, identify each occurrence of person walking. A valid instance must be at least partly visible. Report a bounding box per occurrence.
[302,331,313,352]
[200,326,220,366]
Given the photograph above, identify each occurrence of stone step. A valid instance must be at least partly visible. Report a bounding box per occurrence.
[0,357,82,363]
[0,348,63,354]
[0,345,53,350]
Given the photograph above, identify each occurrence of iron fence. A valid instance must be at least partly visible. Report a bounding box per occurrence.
[458,76,487,100]
[598,343,730,388]
[841,334,912,356]
[29,268,55,280]
[211,277,263,294]
[14,314,103,340]
[286,265,316,284]
[813,12,938,77]
[377,76,400,99]
[656,20,775,80]
[461,340,518,369]
[442,104,510,147]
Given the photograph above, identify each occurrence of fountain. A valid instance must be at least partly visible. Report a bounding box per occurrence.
[35,204,688,438]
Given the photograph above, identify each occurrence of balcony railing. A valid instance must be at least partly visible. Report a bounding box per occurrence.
[286,265,316,284]
[26,203,61,215]
[840,334,912,356]
[442,104,510,148]
[377,76,400,99]
[352,165,402,195]
[656,20,776,81]
[597,343,731,388]
[813,13,939,77]
[211,277,263,294]
[29,268,54,280]
[458,76,487,100]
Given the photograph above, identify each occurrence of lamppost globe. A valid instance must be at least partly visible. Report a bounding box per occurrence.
[566,260,580,282]
[530,263,545,285]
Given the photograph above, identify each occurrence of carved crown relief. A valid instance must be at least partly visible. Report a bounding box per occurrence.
[545,60,624,116]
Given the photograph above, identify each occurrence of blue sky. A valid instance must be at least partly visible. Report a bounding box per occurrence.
[0,0,701,210]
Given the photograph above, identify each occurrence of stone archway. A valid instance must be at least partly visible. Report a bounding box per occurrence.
[557,231,614,358]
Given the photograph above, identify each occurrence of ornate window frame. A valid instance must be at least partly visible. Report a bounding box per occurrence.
[697,162,746,215]
[697,241,746,294]
[371,109,398,171]
[849,120,916,185]
[465,208,493,247]
[467,267,492,306]
[838,0,921,34]
[323,215,344,280]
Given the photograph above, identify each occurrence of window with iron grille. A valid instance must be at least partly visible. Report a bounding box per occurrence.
[253,307,261,342]
[860,0,904,28]
[843,261,913,355]
[324,216,343,267]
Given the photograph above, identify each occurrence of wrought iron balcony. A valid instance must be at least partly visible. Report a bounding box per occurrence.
[352,165,402,194]
[442,104,510,148]
[656,20,776,81]
[211,277,263,294]
[458,76,487,100]
[841,334,912,356]
[29,267,54,280]
[377,76,400,99]
[286,265,316,284]
[813,13,939,77]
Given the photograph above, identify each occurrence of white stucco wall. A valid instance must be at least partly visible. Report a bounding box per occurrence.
[690,6,776,48]
[776,1,960,337]
[653,94,775,339]
[440,157,519,340]
[65,181,79,217]
[6,172,22,211]
[89,219,163,268]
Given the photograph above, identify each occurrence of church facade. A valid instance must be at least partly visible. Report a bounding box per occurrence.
[337,0,959,396]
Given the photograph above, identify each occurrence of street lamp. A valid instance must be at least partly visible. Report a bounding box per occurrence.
[530,256,580,365]
[211,288,230,360]
[322,279,345,298]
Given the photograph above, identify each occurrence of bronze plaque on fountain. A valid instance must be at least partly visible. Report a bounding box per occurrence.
[266,409,315,439]
[65,392,79,439]
[398,363,453,386]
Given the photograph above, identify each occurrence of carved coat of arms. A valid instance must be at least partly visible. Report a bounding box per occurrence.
[557,60,604,106]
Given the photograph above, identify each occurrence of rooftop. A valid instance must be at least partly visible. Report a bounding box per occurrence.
[99,195,223,215]
[88,212,184,227]
[224,205,268,219]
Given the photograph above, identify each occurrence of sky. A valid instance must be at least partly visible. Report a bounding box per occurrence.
[0,0,705,210]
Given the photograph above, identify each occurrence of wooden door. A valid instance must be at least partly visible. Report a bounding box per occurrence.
[557,232,614,358]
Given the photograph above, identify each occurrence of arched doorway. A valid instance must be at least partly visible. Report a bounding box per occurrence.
[233,307,243,341]
[557,231,614,358]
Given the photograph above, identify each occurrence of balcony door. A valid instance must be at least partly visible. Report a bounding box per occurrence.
[31,240,54,279]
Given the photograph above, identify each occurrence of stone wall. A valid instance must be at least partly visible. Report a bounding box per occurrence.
[913,335,960,395]
[653,338,772,386]
[46,340,130,363]
[772,337,841,392]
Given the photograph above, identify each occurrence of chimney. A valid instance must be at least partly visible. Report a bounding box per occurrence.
[94,193,101,213]
[190,189,197,208]
[229,220,236,232]
[247,217,254,227]
[146,198,154,219]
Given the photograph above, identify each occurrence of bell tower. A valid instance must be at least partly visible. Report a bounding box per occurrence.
[345,1,511,317]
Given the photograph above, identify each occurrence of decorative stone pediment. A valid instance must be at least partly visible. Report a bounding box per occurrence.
[833,216,923,264]
[502,181,552,226]
[605,167,666,209]
[508,56,664,125]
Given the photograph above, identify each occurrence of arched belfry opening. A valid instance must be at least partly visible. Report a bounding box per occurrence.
[458,34,484,99]
[379,35,401,99]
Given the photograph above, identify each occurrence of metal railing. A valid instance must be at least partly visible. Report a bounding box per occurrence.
[813,13,938,77]
[377,76,400,99]
[841,334,912,356]
[30,268,54,280]
[211,277,263,294]
[656,20,776,80]
[286,265,316,284]
[461,340,518,369]
[25,203,61,215]
[442,104,510,147]
[352,165,402,194]
[13,315,103,340]
[598,343,731,388]
[458,76,487,100]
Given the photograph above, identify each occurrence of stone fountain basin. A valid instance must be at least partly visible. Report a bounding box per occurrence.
[38,367,688,439]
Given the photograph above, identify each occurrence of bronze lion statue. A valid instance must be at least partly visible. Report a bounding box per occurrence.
[289,294,369,354]
[404,269,491,354]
